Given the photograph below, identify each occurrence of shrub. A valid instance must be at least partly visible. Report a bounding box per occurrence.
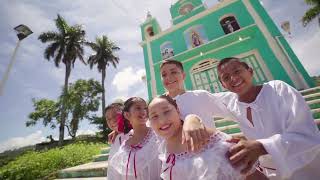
[0,142,105,180]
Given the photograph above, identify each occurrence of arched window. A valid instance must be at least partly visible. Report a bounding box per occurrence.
[146,26,154,37]
[220,16,240,34]
[160,42,174,60]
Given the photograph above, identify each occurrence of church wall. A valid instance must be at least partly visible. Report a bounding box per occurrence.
[141,0,315,97]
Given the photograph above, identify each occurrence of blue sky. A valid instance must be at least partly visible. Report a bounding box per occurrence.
[0,0,319,152]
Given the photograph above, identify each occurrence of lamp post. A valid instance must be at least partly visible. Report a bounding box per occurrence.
[0,24,33,95]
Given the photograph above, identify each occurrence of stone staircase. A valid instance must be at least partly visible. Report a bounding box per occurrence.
[55,147,110,180]
[214,86,320,136]
[55,86,320,179]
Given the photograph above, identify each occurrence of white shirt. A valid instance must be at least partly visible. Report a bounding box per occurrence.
[220,80,320,180]
[174,90,233,129]
[107,129,162,180]
[108,133,129,161]
[159,132,245,180]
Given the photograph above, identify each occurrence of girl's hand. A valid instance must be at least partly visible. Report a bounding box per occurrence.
[108,130,118,144]
[182,114,210,152]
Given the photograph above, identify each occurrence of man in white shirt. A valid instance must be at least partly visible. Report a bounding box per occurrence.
[217,57,320,180]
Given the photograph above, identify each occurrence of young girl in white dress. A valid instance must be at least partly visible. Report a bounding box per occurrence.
[105,102,131,161]
[148,95,246,180]
[107,97,161,180]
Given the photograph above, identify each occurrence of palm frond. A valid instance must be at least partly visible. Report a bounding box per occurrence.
[305,0,320,6]
[38,31,60,43]
[55,14,68,35]
[302,5,320,26]
[54,45,65,67]
[44,42,60,60]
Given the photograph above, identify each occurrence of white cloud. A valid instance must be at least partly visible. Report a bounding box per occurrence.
[291,30,320,76]
[112,67,146,92]
[77,129,98,136]
[0,130,45,153]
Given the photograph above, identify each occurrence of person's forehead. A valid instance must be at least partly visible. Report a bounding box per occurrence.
[132,100,146,106]
[220,60,242,71]
[106,108,117,117]
[161,63,180,71]
[150,98,172,110]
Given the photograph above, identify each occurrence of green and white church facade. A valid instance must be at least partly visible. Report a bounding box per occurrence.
[140,0,315,100]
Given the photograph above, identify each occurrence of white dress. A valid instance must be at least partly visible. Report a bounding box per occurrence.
[107,128,162,180]
[159,132,245,180]
[108,133,130,160]
[219,80,320,180]
[174,90,233,129]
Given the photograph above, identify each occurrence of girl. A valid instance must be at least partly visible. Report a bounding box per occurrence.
[148,95,246,180]
[107,97,161,180]
[105,102,131,160]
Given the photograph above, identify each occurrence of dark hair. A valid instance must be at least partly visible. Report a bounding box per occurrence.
[122,97,147,133]
[160,59,184,71]
[217,57,250,72]
[104,102,124,114]
[159,94,178,109]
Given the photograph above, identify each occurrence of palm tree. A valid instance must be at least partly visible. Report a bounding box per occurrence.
[38,14,86,146]
[86,35,120,137]
[302,0,320,26]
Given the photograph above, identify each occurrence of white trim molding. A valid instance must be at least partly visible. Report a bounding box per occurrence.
[146,42,157,97]
[140,0,238,44]
[242,0,309,89]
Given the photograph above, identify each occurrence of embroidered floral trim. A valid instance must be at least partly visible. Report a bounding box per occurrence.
[123,128,153,152]
[168,132,227,160]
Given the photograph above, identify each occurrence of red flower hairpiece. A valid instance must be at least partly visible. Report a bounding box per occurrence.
[116,113,125,133]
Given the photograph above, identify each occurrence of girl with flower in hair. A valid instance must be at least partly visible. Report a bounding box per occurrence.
[108,97,161,180]
[105,102,131,161]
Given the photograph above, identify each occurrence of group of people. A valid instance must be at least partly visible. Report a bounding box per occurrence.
[105,58,320,180]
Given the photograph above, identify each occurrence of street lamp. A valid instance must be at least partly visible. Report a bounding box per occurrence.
[0,24,33,95]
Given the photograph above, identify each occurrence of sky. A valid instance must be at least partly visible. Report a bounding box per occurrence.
[0,0,319,153]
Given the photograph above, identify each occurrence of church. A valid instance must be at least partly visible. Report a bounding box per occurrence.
[139,0,315,100]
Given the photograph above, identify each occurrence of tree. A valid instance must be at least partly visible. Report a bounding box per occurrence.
[38,14,86,145]
[63,79,103,138]
[27,79,103,140]
[86,35,120,138]
[27,99,60,130]
[302,0,320,26]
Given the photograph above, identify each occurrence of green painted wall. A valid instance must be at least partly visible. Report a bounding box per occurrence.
[170,0,205,25]
[149,1,255,64]
[140,18,161,42]
[249,0,315,87]
[140,0,314,97]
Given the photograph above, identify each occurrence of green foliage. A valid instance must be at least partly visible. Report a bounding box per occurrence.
[302,0,320,26]
[27,99,60,129]
[88,116,112,137]
[38,14,87,145]
[27,79,103,138]
[86,35,120,138]
[63,79,103,138]
[86,35,120,71]
[38,14,86,67]
[0,142,105,180]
